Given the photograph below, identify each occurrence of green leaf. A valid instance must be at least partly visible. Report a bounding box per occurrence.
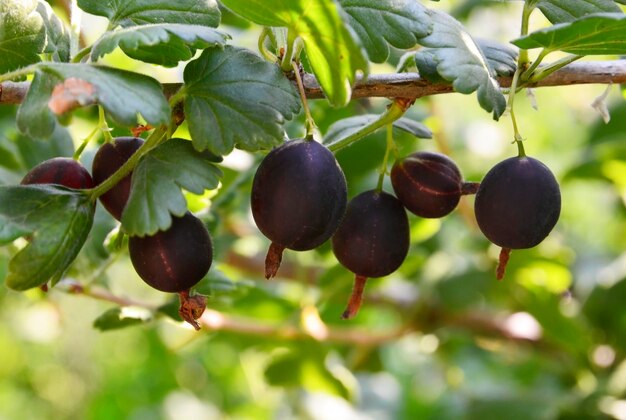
[0,0,45,74]
[535,0,621,24]
[36,0,70,62]
[339,0,432,63]
[183,46,300,155]
[0,185,95,290]
[93,307,152,331]
[220,0,368,107]
[121,138,222,236]
[16,71,60,139]
[91,24,230,67]
[416,9,506,120]
[18,63,170,138]
[77,0,220,28]
[324,115,432,147]
[15,125,75,170]
[476,39,518,77]
[192,266,238,296]
[512,13,626,55]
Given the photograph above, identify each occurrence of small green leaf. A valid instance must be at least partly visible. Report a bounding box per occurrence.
[339,0,432,63]
[15,125,75,170]
[91,24,230,67]
[184,46,300,155]
[512,13,626,55]
[77,0,220,28]
[0,185,95,290]
[535,0,621,24]
[0,0,45,74]
[324,115,432,147]
[220,0,368,107]
[416,9,506,120]
[36,0,70,62]
[121,138,222,236]
[18,63,170,138]
[93,307,152,331]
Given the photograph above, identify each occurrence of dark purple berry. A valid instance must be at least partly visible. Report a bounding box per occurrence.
[391,151,464,218]
[128,212,212,293]
[21,157,93,189]
[92,137,144,220]
[474,156,561,279]
[251,139,347,279]
[332,190,409,319]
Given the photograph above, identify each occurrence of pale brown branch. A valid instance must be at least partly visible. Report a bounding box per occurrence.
[2,60,625,106]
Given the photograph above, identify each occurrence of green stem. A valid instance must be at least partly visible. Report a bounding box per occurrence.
[280,30,297,72]
[291,61,316,140]
[73,126,99,160]
[507,67,526,157]
[258,27,278,62]
[88,126,167,201]
[520,49,548,83]
[376,124,395,192]
[328,100,407,153]
[0,65,36,83]
[71,46,92,63]
[517,2,535,69]
[98,106,114,143]
[168,86,187,108]
[528,54,582,84]
[69,0,82,58]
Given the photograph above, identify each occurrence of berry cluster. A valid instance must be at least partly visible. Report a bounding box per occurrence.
[251,140,561,319]
[20,138,213,329]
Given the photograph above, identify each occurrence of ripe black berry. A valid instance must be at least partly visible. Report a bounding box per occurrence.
[92,137,144,220]
[391,151,467,218]
[128,212,213,294]
[251,139,347,279]
[21,157,94,189]
[332,190,409,319]
[474,156,561,279]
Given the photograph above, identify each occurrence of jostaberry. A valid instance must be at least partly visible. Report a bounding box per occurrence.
[251,139,347,279]
[474,156,561,279]
[332,190,409,319]
[21,157,93,189]
[92,137,144,220]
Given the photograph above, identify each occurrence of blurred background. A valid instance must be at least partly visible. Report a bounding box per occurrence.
[1,0,626,419]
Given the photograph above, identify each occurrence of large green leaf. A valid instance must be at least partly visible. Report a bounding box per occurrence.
[36,0,70,62]
[183,46,300,155]
[0,0,45,74]
[476,39,518,77]
[324,115,432,148]
[535,0,621,24]
[512,13,626,55]
[121,138,222,236]
[17,63,170,138]
[91,24,229,67]
[339,0,432,63]
[415,9,506,120]
[0,185,95,290]
[77,0,220,28]
[220,0,368,107]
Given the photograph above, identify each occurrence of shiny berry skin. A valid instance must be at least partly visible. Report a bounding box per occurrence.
[92,137,144,220]
[474,156,561,250]
[128,213,212,293]
[251,139,347,278]
[391,151,462,218]
[21,157,93,189]
[332,190,410,278]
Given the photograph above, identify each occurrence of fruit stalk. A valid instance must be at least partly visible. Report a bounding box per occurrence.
[342,275,367,320]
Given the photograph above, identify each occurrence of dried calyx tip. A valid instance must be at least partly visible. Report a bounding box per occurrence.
[264,242,285,279]
[178,289,207,331]
[341,275,368,320]
[496,248,511,281]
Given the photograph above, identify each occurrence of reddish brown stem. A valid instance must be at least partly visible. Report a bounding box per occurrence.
[461,182,481,195]
[178,289,207,331]
[39,283,49,292]
[342,275,368,320]
[265,242,286,279]
[496,248,511,281]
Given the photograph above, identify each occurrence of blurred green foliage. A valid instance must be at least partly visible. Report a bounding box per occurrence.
[1,1,626,419]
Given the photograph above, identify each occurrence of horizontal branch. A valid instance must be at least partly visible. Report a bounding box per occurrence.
[1,60,625,106]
